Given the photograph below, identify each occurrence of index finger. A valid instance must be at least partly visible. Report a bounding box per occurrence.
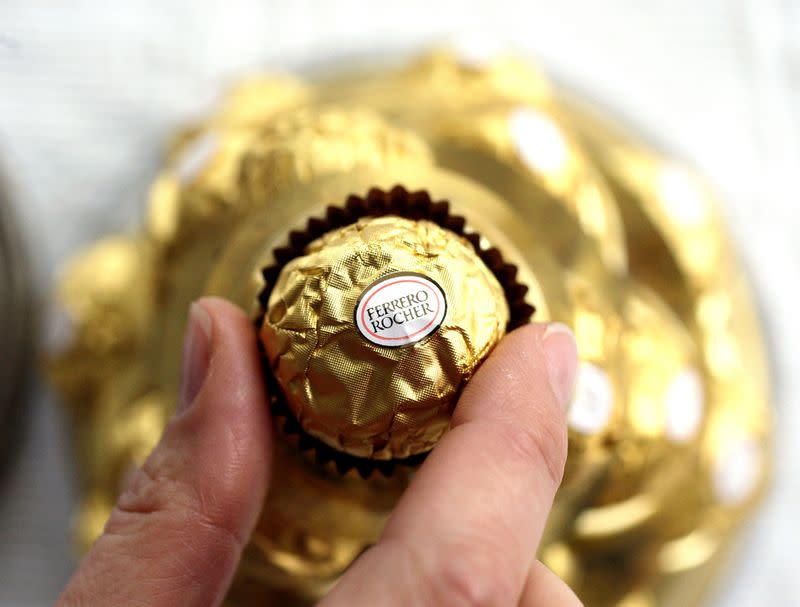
[319,322,577,606]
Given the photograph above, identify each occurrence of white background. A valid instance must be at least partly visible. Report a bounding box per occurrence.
[1,1,798,605]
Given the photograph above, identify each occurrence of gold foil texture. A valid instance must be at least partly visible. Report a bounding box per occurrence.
[47,50,772,607]
[260,215,509,460]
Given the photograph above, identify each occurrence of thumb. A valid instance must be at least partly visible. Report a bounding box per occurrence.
[58,297,273,607]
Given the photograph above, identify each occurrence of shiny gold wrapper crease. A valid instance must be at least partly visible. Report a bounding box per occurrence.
[260,215,509,460]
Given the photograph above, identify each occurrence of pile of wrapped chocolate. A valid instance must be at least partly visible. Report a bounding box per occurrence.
[47,51,771,606]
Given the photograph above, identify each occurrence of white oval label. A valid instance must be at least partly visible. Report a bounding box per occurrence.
[354,272,447,347]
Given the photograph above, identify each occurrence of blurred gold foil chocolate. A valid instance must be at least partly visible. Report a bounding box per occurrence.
[261,215,508,459]
[46,50,772,607]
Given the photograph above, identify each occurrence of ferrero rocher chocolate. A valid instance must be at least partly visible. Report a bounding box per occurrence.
[261,215,508,460]
[47,50,772,607]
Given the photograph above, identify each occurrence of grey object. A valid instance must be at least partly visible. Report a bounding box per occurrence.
[0,170,33,468]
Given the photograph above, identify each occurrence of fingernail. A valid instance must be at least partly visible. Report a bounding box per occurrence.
[178,301,212,413]
[541,322,578,410]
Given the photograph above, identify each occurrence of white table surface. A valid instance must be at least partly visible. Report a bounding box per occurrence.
[1,1,798,605]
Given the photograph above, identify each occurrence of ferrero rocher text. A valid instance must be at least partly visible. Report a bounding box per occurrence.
[364,289,434,333]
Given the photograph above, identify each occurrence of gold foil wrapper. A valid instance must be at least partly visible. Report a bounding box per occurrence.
[47,51,773,607]
[260,215,509,459]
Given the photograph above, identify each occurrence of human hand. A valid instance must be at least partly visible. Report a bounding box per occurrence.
[57,296,582,606]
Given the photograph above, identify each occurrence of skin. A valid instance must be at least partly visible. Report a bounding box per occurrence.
[57,297,583,607]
